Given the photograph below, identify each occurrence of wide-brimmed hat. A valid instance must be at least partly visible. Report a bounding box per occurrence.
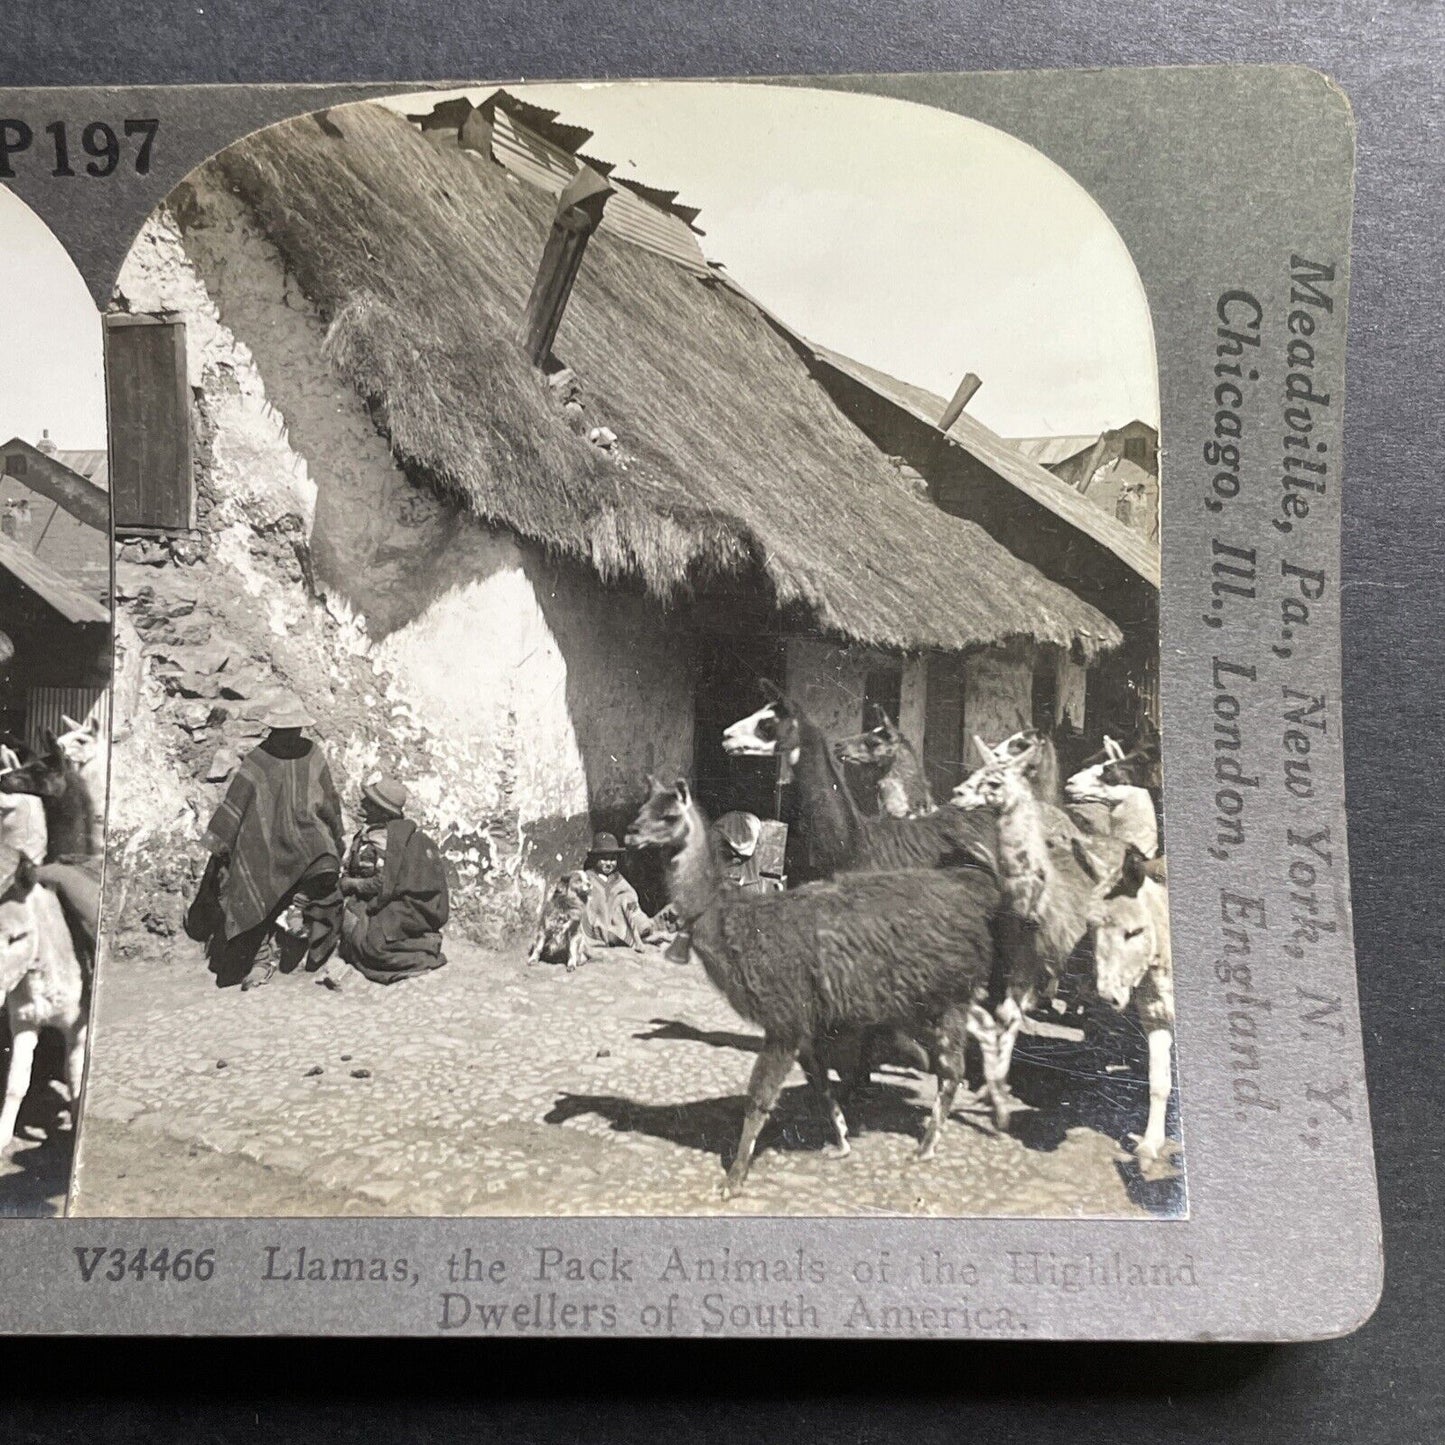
[362,775,408,817]
[587,831,624,858]
[260,694,314,730]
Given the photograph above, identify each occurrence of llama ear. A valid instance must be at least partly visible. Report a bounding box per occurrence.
[1104,735,1126,762]
[863,699,884,729]
[971,734,993,765]
[1119,843,1149,895]
[60,714,81,733]
[673,777,692,806]
[1071,836,1105,882]
[10,853,36,899]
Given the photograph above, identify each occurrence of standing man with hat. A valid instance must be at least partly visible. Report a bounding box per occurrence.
[580,832,648,953]
[323,773,449,988]
[190,694,345,991]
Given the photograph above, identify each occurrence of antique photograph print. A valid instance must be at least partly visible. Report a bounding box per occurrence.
[60,81,1173,1217]
[0,183,109,1217]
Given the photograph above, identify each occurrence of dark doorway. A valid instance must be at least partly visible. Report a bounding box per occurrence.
[863,661,902,725]
[691,630,786,821]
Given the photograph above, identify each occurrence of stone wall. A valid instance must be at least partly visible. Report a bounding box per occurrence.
[104,185,693,955]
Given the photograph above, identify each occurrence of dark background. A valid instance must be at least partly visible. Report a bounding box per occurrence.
[4,2,1442,1440]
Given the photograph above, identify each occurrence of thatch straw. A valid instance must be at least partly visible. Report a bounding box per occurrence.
[208,103,1120,656]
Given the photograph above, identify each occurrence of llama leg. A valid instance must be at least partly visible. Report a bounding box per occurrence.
[966,1001,1022,1132]
[723,1040,799,1197]
[988,995,1027,1130]
[1133,1028,1173,1161]
[64,1024,87,1127]
[0,1025,39,1152]
[964,1003,1003,1127]
[918,1016,966,1160]
[800,1048,850,1159]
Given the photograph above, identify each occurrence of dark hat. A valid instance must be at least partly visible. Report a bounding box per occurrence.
[587,831,624,858]
[362,775,408,817]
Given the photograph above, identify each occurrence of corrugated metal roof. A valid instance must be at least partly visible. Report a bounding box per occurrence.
[481,90,594,156]
[1008,434,1100,468]
[407,93,710,269]
[462,103,710,274]
[52,449,109,490]
[805,346,1161,589]
[0,532,109,624]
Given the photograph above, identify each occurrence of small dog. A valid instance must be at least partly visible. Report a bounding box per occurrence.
[527,870,593,972]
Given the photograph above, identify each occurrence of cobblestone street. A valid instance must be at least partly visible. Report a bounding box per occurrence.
[72,939,1182,1219]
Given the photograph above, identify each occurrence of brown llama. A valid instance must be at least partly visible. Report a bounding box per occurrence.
[723,690,993,1086]
[721,692,992,886]
[832,703,935,818]
[1077,843,1176,1163]
[625,777,1004,1194]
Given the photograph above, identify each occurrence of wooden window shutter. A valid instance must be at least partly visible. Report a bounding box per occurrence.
[105,315,194,532]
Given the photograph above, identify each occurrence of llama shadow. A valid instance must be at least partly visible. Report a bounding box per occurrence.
[546,1072,938,1167]
[1004,1005,1186,1217]
[633,1018,763,1054]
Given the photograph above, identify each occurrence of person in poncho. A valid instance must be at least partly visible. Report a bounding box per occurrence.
[580,832,648,953]
[324,775,449,988]
[188,697,344,991]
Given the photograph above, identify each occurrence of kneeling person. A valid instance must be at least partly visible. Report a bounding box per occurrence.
[331,776,449,986]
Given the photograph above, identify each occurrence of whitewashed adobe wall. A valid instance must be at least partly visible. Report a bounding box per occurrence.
[116,175,692,893]
[784,637,927,746]
[962,647,1034,749]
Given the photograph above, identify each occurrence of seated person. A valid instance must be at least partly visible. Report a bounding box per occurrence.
[322,775,449,988]
[581,832,648,952]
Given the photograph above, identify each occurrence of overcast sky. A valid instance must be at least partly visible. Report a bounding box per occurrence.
[1,80,1157,453]
[0,183,106,450]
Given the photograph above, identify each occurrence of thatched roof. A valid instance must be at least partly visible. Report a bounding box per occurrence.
[206,103,1120,657]
[804,348,1161,591]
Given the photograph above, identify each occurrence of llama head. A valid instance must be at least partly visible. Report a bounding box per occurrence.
[952,734,1039,812]
[57,711,103,768]
[1085,844,1165,1010]
[832,703,902,771]
[722,690,802,765]
[0,733,67,798]
[1069,728,1160,799]
[1065,736,1139,806]
[625,776,697,854]
[0,851,41,994]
